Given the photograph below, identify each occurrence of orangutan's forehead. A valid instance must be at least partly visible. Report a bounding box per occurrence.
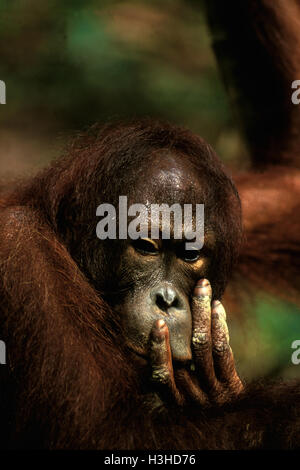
[130,153,203,205]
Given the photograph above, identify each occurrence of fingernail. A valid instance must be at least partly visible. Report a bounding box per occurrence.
[157,319,166,329]
[212,300,226,319]
[152,319,166,343]
[193,279,211,297]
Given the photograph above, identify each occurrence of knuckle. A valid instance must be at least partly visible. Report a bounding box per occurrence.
[213,339,230,356]
[192,328,209,348]
[151,366,170,384]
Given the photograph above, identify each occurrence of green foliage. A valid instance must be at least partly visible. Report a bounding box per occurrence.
[0,0,236,152]
[229,295,300,380]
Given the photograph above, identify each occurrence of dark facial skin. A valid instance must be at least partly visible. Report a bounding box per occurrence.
[107,153,215,362]
[118,235,213,363]
[97,151,243,405]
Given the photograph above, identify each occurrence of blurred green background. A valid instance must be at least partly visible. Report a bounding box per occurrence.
[0,0,299,381]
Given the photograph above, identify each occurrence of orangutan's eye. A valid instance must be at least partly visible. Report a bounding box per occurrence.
[132,239,159,256]
[181,249,201,262]
[176,243,204,263]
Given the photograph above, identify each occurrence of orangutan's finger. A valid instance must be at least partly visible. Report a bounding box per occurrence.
[149,319,184,406]
[191,279,217,390]
[211,301,243,394]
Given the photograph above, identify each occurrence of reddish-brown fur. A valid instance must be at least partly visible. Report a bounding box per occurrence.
[0,0,300,450]
[0,120,300,450]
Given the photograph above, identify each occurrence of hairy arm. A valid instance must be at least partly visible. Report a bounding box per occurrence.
[0,206,129,448]
[203,0,300,302]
